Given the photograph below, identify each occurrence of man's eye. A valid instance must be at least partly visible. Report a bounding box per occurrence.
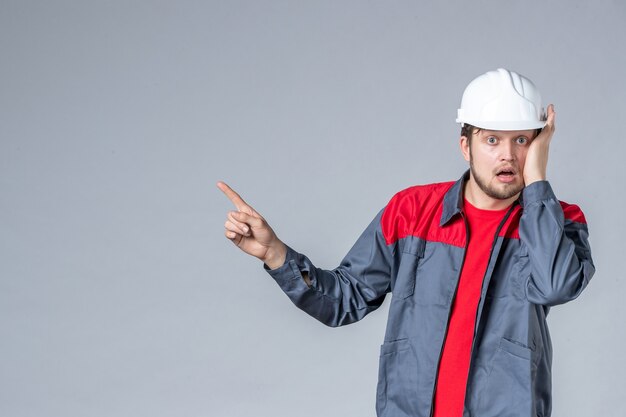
[486,137,497,144]
[516,137,528,145]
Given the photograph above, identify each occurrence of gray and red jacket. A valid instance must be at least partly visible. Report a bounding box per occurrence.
[266,172,595,417]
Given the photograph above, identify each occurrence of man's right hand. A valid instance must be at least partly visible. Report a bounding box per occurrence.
[217,181,287,270]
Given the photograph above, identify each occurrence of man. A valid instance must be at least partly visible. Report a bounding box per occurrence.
[218,68,595,417]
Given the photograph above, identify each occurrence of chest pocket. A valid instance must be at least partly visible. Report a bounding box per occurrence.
[393,237,425,300]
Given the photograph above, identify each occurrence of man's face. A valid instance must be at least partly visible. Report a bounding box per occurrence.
[461,128,537,201]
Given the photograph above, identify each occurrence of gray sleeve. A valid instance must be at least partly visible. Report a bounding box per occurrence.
[264,209,394,327]
[519,181,596,306]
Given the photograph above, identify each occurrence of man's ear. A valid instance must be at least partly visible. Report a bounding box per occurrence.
[460,135,470,162]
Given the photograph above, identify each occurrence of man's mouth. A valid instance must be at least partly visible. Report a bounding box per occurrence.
[495,168,517,183]
[496,169,515,176]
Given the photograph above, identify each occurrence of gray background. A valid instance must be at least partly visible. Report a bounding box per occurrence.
[1,1,623,416]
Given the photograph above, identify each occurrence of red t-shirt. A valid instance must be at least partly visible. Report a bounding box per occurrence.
[432,199,510,417]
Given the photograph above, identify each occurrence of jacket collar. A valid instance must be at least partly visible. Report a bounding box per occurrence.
[440,170,469,226]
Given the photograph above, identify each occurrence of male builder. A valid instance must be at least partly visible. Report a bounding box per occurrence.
[218,68,595,417]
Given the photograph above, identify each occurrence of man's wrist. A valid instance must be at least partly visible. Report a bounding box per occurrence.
[524,174,546,186]
[263,242,287,270]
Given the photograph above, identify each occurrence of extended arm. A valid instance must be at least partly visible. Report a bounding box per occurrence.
[218,181,393,326]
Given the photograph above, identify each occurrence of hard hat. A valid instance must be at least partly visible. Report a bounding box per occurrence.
[456,68,546,131]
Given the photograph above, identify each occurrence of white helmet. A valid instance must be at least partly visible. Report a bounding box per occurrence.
[456,68,546,131]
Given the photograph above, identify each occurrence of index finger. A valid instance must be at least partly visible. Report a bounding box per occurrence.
[217,181,251,211]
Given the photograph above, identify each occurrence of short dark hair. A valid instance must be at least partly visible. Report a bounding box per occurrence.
[461,124,480,141]
[460,124,542,143]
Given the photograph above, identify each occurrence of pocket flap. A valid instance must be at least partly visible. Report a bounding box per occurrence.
[401,236,425,257]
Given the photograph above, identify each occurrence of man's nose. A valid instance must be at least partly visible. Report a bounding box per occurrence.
[500,140,515,161]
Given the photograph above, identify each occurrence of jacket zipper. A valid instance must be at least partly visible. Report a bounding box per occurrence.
[462,203,518,410]
[429,203,517,417]
[429,212,470,417]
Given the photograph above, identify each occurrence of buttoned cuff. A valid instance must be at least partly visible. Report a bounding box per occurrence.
[263,245,312,290]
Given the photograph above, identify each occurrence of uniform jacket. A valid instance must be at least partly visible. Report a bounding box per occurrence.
[265,172,595,417]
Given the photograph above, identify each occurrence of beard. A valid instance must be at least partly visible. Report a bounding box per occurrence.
[469,155,525,200]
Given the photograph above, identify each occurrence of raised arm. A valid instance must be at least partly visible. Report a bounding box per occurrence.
[519,105,595,305]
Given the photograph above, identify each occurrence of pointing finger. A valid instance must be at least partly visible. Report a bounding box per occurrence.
[217,181,252,212]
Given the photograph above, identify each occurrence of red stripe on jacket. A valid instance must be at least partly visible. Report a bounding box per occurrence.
[381,182,587,245]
